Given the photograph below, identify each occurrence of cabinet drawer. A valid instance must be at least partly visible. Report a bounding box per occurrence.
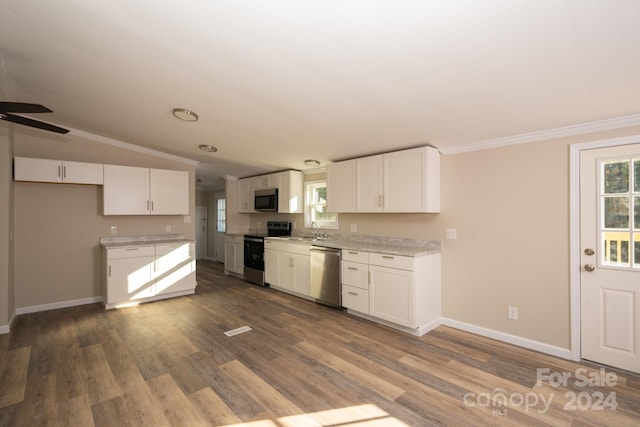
[225,235,244,244]
[342,250,369,263]
[278,242,311,255]
[341,261,368,289]
[107,245,155,259]
[369,253,414,271]
[342,285,369,314]
[156,242,193,257]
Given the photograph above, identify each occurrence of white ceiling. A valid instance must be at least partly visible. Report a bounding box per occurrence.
[1,1,640,190]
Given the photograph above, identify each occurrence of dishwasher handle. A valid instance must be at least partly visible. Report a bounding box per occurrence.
[310,246,341,256]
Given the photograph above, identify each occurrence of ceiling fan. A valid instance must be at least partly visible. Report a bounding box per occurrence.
[0,102,69,134]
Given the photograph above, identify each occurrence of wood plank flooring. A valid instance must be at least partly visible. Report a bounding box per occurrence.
[1,260,639,426]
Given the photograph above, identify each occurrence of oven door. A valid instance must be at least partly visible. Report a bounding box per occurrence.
[244,237,264,270]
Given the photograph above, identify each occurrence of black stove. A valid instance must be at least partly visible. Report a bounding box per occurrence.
[244,221,291,286]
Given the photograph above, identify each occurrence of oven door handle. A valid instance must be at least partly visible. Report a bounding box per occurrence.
[244,237,264,243]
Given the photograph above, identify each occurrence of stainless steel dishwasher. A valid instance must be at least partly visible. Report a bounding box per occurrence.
[310,246,342,308]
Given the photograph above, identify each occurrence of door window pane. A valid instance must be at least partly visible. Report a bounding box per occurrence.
[603,196,629,229]
[603,161,629,193]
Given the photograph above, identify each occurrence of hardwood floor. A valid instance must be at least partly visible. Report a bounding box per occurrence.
[1,260,639,426]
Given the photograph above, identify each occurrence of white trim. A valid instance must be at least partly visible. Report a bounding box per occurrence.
[302,167,326,175]
[440,113,640,155]
[16,296,103,315]
[441,318,572,360]
[568,134,640,362]
[69,128,199,166]
[0,310,14,334]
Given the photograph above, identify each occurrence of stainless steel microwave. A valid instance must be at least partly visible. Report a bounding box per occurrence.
[254,188,278,212]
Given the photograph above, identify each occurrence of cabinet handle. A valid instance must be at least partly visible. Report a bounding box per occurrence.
[125,248,139,251]
[151,201,154,211]
[57,165,61,178]
[348,291,359,296]
[378,195,382,207]
[63,165,66,179]
[348,251,359,255]
[347,267,358,271]
[108,265,111,277]
[147,200,150,211]
[382,255,394,259]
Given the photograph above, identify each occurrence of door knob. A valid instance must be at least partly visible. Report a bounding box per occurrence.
[584,248,595,256]
[584,264,595,272]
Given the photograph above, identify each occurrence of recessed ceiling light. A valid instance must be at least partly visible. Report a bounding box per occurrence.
[304,159,320,166]
[199,144,217,152]
[172,108,198,122]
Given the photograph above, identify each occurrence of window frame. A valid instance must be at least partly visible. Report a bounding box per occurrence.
[304,179,338,230]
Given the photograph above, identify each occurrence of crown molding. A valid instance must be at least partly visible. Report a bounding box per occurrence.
[69,128,199,166]
[439,113,640,155]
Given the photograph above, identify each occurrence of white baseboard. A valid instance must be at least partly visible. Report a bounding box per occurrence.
[440,318,572,360]
[16,296,104,316]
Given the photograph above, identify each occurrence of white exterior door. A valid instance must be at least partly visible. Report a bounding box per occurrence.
[580,144,640,373]
[214,193,226,263]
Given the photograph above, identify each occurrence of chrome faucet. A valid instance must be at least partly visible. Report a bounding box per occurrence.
[311,221,319,238]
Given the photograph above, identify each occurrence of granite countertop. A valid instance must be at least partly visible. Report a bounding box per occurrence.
[100,234,194,248]
[267,235,441,257]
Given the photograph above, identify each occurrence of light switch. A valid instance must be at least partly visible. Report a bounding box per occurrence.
[184,215,191,223]
[110,226,117,235]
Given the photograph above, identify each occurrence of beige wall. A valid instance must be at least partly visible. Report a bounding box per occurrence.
[12,127,196,309]
[0,124,15,328]
[250,127,640,350]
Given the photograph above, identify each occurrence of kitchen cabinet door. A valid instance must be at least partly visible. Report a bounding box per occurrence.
[384,146,440,213]
[237,177,256,212]
[264,247,278,285]
[356,155,384,212]
[369,264,413,328]
[276,251,293,291]
[103,164,150,214]
[14,157,103,184]
[326,159,356,212]
[149,168,189,215]
[225,235,245,276]
[291,253,310,296]
[105,249,155,304]
[154,242,196,295]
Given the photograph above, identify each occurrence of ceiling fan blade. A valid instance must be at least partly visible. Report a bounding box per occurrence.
[0,113,69,134]
[0,102,52,114]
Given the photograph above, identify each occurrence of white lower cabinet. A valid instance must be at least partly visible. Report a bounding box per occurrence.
[224,235,244,276]
[341,249,441,335]
[104,242,196,309]
[369,264,413,327]
[264,239,311,297]
[341,250,370,314]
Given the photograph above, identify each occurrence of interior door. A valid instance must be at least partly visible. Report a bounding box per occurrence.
[195,206,207,260]
[214,193,226,262]
[580,144,640,373]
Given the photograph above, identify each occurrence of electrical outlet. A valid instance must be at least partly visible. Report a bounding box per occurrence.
[445,228,457,240]
[183,215,191,223]
[110,226,117,235]
[165,225,172,233]
[508,306,519,320]
[350,224,358,232]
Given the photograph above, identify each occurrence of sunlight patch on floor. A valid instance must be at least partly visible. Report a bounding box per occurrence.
[221,404,409,427]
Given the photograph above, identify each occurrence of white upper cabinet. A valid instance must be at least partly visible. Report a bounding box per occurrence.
[103,165,189,215]
[277,171,304,214]
[14,157,104,185]
[326,159,356,213]
[149,168,189,215]
[356,154,384,212]
[237,177,256,213]
[237,170,303,214]
[326,146,440,213]
[384,147,440,213]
